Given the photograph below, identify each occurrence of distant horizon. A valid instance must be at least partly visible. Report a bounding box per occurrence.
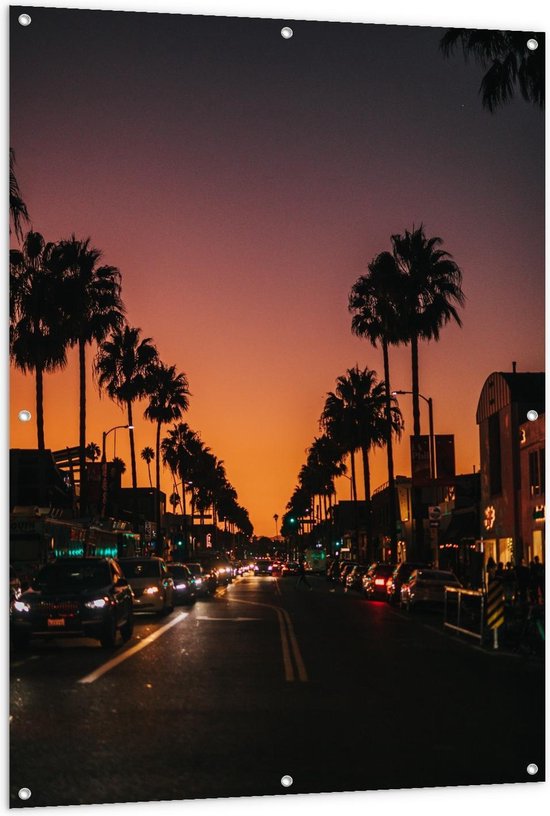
[10,8,545,535]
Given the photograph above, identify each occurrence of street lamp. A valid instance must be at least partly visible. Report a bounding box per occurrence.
[392,391,435,479]
[101,424,133,517]
[101,424,134,462]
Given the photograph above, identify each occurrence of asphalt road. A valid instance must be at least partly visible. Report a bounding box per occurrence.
[10,574,545,807]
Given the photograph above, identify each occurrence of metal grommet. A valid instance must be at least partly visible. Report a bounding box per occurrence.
[526,38,538,51]
[18,788,32,800]
[281,774,293,787]
[18,409,32,422]
[527,763,538,776]
[18,14,32,26]
[527,410,538,422]
[281,27,293,40]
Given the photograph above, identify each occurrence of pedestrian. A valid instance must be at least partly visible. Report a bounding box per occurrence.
[495,561,505,580]
[530,556,544,604]
[486,556,497,586]
[515,558,530,606]
[502,561,516,605]
[296,560,312,590]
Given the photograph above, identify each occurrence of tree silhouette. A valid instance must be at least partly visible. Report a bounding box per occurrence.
[86,442,101,462]
[10,232,68,449]
[141,446,155,488]
[9,149,30,241]
[440,29,544,112]
[53,236,124,515]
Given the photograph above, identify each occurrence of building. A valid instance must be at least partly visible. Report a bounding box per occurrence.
[477,370,545,565]
[371,476,413,562]
[519,412,545,563]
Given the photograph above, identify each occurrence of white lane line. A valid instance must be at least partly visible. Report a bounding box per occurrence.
[275,608,294,681]
[77,612,188,685]
[195,616,263,621]
[274,579,282,597]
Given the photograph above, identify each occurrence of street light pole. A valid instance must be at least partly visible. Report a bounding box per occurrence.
[101,424,133,517]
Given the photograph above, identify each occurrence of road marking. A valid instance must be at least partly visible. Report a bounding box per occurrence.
[227,596,307,683]
[274,579,282,596]
[77,612,188,685]
[195,616,263,621]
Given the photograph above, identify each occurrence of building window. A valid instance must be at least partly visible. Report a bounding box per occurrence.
[529,450,542,496]
[488,413,502,496]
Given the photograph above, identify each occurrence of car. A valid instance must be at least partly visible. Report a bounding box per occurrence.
[194,556,231,586]
[255,559,273,575]
[363,563,397,600]
[117,557,174,616]
[184,562,212,595]
[167,563,197,605]
[10,557,134,649]
[338,562,358,585]
[10,566,21,604]
[345,565,370,593]
[326,560,341,582]
[386,562,430,605]
[281,561,300,576]
[400,568,462,612]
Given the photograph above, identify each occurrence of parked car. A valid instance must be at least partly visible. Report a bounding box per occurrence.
[117,557,174,616]
[400,568,462,612]
[363,563,397,600]
[194,556,231,587]
[338,562,358,584]
[10,566,21,604]
[345,565,370,593]
[184,562,213,595]
[10,557,134,649]
[167,563,197,605]
[326,560,341,582]
[255,559,273,575]
[281,561,300,576]
[386,562,430,605]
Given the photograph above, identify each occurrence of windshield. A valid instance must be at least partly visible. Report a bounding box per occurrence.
[118,560,161,579]
[168,565,189,579]
[37,561,111,590]
[185,563,202,575]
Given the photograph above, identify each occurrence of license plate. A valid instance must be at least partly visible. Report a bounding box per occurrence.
[47,618,65,627]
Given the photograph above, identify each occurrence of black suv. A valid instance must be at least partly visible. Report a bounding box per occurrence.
[10,557,134,649]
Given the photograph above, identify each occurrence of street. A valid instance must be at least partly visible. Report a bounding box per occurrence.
[10,574,545,807]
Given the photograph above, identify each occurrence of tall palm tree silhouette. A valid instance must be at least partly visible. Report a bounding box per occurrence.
[10,232,68,449]
[145,363,190,550]
[391,226,464,438]
[161,422,202,548]
[95,324,158,492]
[141,446,155,488]
[440,29,544,112]
[9,149,30,241]
[321,366,402,560]
[349,251,407,559]
[53,236,124,515]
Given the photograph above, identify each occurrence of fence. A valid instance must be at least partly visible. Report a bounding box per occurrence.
[443,586,485,642]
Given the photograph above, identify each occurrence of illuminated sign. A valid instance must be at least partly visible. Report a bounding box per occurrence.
[533,505,545,521]
[484,505,496,530]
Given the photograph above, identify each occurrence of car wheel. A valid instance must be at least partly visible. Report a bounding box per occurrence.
[100,616,118,648]
[120,610,134,643]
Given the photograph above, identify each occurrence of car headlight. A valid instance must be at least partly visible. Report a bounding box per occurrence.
[13,600,31,613]
[144,586,160,595]
[85,596,110,609]
[194,578,203,586]
[175,583,187,590]
[268,566,273,571]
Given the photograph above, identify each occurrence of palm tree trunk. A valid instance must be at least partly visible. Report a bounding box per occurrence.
[411,333,421,436]
[350,450,360,558]
[78,338,87,516]
[361,444,373,562]
[383,340,398,561]
[127,401,137,489]
[35,364,45,450]
[182,486,188,557]
[147,461,153,488]
[411,332,424,559]
[155,420,162,554]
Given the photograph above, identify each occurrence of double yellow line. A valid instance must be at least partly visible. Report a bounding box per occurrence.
[228,597,308,683]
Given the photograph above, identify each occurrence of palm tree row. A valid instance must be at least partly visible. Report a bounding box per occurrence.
[349,225,464,558]
[161,423,253,541]
[282,366,402,561]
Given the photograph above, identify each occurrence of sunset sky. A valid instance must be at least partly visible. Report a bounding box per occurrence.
[10,7,544,535]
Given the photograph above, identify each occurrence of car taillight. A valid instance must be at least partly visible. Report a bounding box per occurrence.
[386,578,393,588]
[374,578,385,586]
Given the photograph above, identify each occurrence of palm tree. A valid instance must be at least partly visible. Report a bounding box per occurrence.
[321,366,402,560]
[144,363,190,550]
[349,251,407,558]
[169,492,181,513]
[95,324,158,491]
[85,442,101,462]
[9,149,30,241]
[53,236,124,515]
[161,423,202,549]
[390,226,464,438]
[10,232,68,449]
[440,29,544,112]
[112,456,126,475]
[141,446,155,488]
